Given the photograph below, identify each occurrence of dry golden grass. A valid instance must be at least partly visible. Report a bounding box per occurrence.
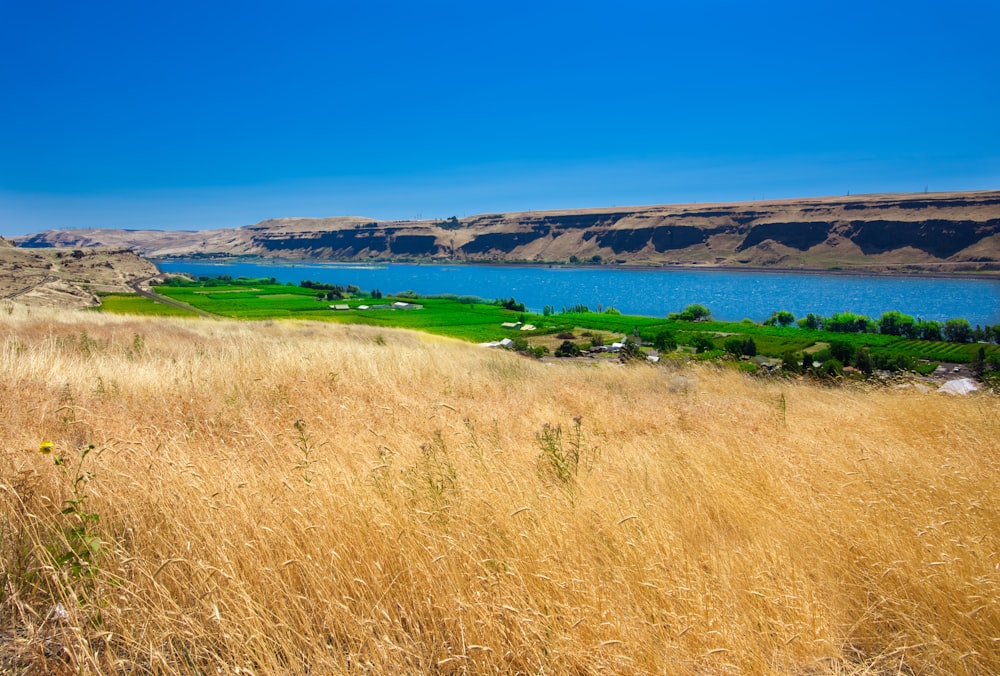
[1,304,998,674]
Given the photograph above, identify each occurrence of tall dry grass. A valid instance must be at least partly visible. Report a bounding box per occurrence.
[1,304,998,674]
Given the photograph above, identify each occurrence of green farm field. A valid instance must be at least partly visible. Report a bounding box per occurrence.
[93,293,199,317]
[155,284,530,342]
[146,282,1000,366]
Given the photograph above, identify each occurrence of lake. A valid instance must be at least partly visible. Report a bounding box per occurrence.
[154,260,1000,327]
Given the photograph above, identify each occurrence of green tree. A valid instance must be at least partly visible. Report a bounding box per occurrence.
[685,304,711,320]
[826,312,874,333]
[854,347,874,375]
[781,351,800,374]
[653,330,677,352]
[943,318,973,343]
[971,346,986,376]
[670,304,711,321]
[765,310,796,327]
[829,339,855,365]
[798,313,823,330]
[879,310,915,336]
[916,319,942,341]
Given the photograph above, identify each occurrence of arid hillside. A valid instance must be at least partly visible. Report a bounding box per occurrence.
[1,307,998,674]
[13,191,1000,273]
[0,238,158,308]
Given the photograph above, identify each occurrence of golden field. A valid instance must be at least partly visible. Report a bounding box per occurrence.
[1,304,998,674]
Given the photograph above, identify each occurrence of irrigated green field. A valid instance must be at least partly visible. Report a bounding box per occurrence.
[93,293,198,317]
[147,282,1000,367]
[155,284,529,341]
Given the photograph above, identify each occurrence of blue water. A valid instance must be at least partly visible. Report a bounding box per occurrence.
[155,260,1000,327]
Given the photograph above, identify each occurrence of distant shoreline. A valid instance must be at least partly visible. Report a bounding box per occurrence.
[151,256,1000,282]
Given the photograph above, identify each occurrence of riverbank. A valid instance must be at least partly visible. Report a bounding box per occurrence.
[151,255,1000,281]
[154,258,1000,327]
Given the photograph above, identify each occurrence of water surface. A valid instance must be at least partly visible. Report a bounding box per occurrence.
[155,260,1000,326]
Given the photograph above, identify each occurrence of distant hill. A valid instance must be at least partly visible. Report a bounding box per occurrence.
[13,191,1000,274]
[0,245,158,308]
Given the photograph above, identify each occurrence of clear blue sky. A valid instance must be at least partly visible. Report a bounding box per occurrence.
[1,1,998,237]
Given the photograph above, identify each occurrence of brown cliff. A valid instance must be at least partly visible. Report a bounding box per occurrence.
[13,191,1000,274]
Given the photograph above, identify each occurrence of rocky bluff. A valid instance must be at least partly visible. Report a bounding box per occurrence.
[15,191,1000,273]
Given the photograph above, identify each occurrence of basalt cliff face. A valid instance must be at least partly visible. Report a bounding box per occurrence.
[13,191,1000,273]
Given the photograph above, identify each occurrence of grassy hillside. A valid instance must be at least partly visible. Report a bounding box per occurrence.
[2,307,998,674]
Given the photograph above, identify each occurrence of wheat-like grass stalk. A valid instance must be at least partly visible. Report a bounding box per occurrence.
[1,306,997,674]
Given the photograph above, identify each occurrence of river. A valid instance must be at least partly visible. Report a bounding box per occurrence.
[154,260,1000,327]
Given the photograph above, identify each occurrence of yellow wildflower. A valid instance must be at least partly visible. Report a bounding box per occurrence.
[39,440,54,455]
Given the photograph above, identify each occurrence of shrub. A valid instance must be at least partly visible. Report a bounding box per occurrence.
[822,358,844,377]
[724,337,745,356]
[497,297,526,312]
[619,340,646,364]
[725,337,758,358]
[555,340,581,357]
[691,335,716,354]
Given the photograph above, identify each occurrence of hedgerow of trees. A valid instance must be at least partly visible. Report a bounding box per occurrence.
[786,309,998,344]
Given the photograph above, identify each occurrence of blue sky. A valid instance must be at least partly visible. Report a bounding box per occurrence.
[1,1,998,237]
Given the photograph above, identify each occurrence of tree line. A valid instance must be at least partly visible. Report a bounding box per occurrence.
[763,309,998,344]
